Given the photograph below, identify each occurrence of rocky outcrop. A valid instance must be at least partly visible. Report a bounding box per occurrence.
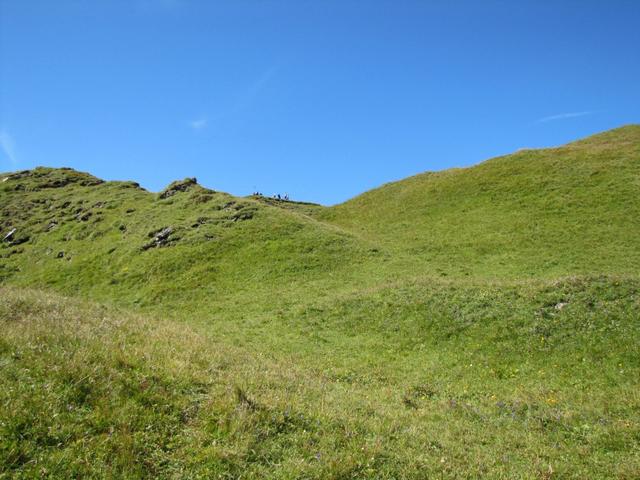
[159,178,198,199]
[142,227,175,250]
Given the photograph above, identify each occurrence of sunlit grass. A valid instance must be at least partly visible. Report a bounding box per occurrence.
[1,126,639,478]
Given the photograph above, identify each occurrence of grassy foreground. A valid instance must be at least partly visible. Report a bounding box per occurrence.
[1,125,640,478]
[1,279,639,479]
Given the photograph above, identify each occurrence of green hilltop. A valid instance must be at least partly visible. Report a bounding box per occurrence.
[321,124,640,278]
[1,125,639,478]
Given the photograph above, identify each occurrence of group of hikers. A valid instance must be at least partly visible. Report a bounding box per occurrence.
[252,191,290,201]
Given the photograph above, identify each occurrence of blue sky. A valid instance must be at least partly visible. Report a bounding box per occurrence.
[1,0,639,205]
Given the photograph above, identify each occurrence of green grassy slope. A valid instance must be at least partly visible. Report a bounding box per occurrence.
[2,125,639,300]
[2,282,638,478]
[1,126,640,478]
[0,167,370,315]
[319,125,640,279]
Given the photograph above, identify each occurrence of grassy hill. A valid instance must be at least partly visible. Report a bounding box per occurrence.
[0,167,370,316]
[319,125,640,279]
[1,126,639,478]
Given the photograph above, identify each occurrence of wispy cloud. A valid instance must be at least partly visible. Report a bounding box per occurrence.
[233,66,278,113]
[0,130,18,166]
[536,111,593,123]
[189,118,208,131]
[189,66,278,135]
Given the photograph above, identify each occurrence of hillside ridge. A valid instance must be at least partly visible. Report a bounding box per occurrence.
[4,125,637,206]
[2,124,640,300]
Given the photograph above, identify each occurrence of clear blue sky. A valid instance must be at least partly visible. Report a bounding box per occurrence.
[1,0,639,205]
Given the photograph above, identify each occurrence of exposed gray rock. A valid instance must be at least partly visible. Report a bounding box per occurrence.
[191,217,209,228]
[142,227,175,250]
[76,211,92,222]
[554,302,568,311]
[159,178,197,199]
[3,228,16,242]
[8,234,30,246]
[4,171,31,181]
[2,228,28,246]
